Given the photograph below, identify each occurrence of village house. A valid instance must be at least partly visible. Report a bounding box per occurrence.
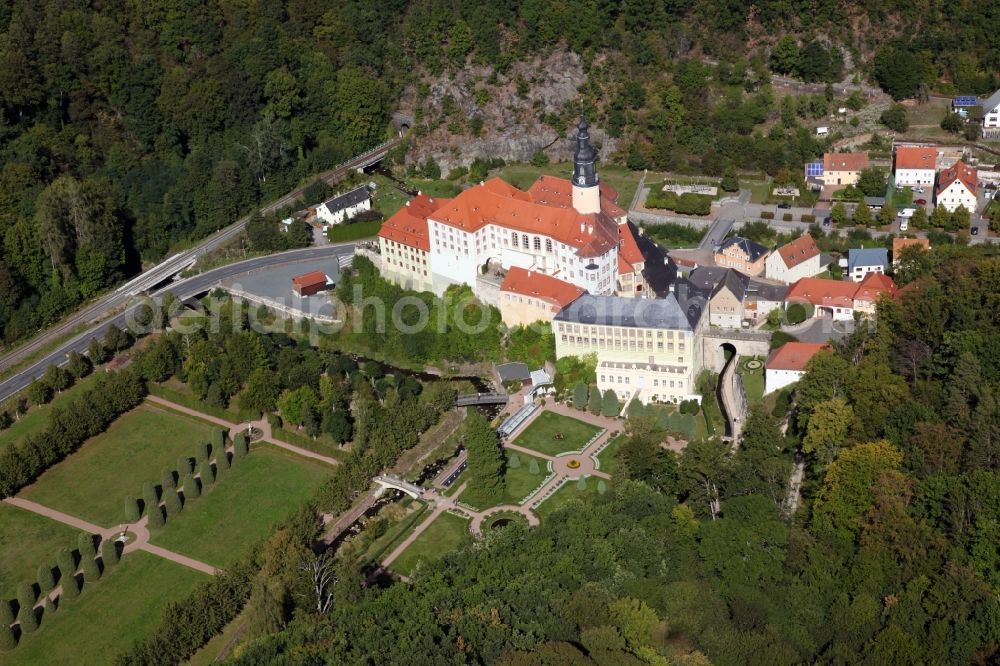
[765,342,830,395]
[708,270,749,329]
[714,236,769,276]
[845,248,889,283]
[315,185,371,228]
[892,237,931,265]
[979,89,1000,138]
[820,152,870,187]
[377,193,443,293]
[553,293,705,405]
[893,145,937,187]
[498,267,586,328]
[935,160,978,213]
[785,272,897,321]
[765,234,822,284]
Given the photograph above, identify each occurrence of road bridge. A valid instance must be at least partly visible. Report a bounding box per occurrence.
[373,475,423,499]
[455,392,508,407]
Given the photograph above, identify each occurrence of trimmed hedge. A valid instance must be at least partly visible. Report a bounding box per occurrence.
[326,219,382,242]
[760,211,774,219]
[782,213,793,221]
[801,214,816,223]
[270,427,348,460]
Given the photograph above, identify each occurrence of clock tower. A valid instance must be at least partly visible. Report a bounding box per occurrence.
[571,116,601,215]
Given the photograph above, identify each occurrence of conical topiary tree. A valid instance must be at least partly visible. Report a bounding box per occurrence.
[161,467,176,490]
[212,429,226,456]
[124,496,141,523]
[147,503,165,530]
[577,476,588,491]
[528,459,540,475]
[509,453,521,469]
[18,606,38,634]
[182,472,200,499]
[102,539,120,567]
[200,460,215,487]
[16,582,35,612]
[177,455,193,477]
[587,386,602,415]
[77,533,96,560]
[43,596,55,619]
[142,482,158,518]
[60,573,79,602]
[81,555,101,583]
[597,479,608,495]
[0,622,15,651]
[233,434,248,458]
[601,390,620,418]
[37,564,55,593]
[56,549,75,580]
[195,442,210,464]
[164,489,182,517]
[572,381,589,410]
[216,449,230,472]
[0,599,13,625]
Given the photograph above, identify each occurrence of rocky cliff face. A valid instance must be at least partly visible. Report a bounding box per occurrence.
[399,50,618,173]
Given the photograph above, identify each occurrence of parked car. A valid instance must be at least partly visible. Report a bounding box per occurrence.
[822,217,831,226]
[972,226,980,235]
[915,198,927,205]
[899,220,909,231]
[914,188,925,193]
[777,202,792,209]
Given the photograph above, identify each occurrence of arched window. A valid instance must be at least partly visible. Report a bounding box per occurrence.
[545,238,553,252]
[511,231,519,247]
[533,236,541,251]
[522,234,529,248]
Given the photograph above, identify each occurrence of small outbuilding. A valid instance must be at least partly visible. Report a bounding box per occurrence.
[292,271,332,297]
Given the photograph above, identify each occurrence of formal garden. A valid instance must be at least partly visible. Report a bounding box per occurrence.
[456,449,549,510]
[509,411,602,457]
[737,356,766,405]
[390,511,471,577]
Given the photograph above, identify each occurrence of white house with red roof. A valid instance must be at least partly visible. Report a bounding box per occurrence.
[765,234,822,284]
[820,152,870,187]
[894,146,937,187]
[935,160,978,213]
[377,193,449,293]
[765,342,830,395]
[785,273,897,321]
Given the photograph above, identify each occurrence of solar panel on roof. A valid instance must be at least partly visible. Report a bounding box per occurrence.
[806,162,824,177]
[954,96,978,107]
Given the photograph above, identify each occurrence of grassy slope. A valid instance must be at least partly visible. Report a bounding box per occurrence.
[513,411,601,457]
[0,503,81,596]
[19,403,218,527]
[0,374,101,452]
[595,434,627,476]
[149,445,331,568]
[8,551,207,666]
[391,511,471,577]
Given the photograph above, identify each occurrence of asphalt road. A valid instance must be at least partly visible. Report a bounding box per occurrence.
[0,244,357,403]
[0,137,400,377]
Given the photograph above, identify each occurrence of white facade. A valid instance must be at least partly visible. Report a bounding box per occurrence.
[765,368,805,395]
[765,252,822,284]
[936,180,977,213]
[316,197,371,227]
[597,360,696,405]
[426,219,618,297]
[985,103,1000,129]
[894,168,935,186]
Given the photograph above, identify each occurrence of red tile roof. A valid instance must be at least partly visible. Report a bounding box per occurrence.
[776,234,820,269]
[892,237,930,260]
[499,267,585,308]
[854,272,897,302]
[936,160,978,197]
[766,342,830,371]
[292,271,327,289]
[618,223,644,273]
[895,146,937,170]
[430,178,620,258]
[527,175,626,219]
[824,152,870,172]
[377,193,449,252]
[785,277,861,308]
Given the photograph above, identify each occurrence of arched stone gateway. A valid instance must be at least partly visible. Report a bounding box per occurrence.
[700,329,771,373]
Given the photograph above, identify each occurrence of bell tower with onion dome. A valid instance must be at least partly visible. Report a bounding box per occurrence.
[571,116,601,214]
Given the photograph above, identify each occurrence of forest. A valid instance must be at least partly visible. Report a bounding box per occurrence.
[2,1,998,346]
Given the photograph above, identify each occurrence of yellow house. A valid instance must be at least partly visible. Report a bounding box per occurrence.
[499,267,585,328]
[377,193,446,293]
[821,152,870,187]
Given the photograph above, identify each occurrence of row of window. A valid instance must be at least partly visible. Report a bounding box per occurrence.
[556,323,680,338]
[562,335,684,354]
[600,375,683,388]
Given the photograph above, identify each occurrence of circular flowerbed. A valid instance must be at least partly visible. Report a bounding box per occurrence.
[487,511,529,531]
[566,459,581,469]
[744,359,763,371]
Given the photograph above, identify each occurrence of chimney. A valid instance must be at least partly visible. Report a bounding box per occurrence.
[405,201,411,207]
[417,190,422,196]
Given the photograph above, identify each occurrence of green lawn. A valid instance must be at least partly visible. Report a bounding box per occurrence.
[391,511,471,577]
[149,445,331,568]
[0,373,102,452]
[595,434,627,476]
[0,504,81,597]
[20,403,219,527]
[370,175,410,218]
[535,479,610,520]
[512,411,602,457]
[8,551,207,665]
[737,357,766,405]
[494,162,642,209]
[892,187,913,207]
[458,451,549,509]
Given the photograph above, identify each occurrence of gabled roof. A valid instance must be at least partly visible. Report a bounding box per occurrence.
[936,160,978,197]
[895,146,937,171]
[746,279,788,302]
[527,175,626,219]
[500,267,585,308]
[292,271,328,288]
[824,152,870,172]
[554,294,697,331]
[377,193,449,252]
[717,236,769,262]
[785,278,859,308]
[979,89,1000,114]
[775,234,820,269]
[848,248,889,272]
[618,222,645,266]
[766,342,830,372]
[321,185,370,213]
[430,178,620,258]
[687,266,730,292]
[711,269,750,301]
[854,272,897,302]
[892,237,930,260]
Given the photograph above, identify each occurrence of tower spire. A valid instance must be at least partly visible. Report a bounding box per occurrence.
[572,115,599,188]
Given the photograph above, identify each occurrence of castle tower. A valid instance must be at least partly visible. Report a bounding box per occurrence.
[571,116,600,215]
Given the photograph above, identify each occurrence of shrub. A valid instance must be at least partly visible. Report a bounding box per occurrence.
[164,489,183,517]
[142,482,159,517]
[0,599,13,625]
[18,606,38,634]
[102,539,120,567]
[509,453,521,469]
[528,459,540,475]
[0,621,15,651]
[60,573,79,601]
[769,331,798,350]
[572,381,588,410]
[530,150,549,167]
[161,467,176,490]
[16,582,36,610]
[78,532,97,559]
[772,389,792,418]
[785,303,808,325]
[196,442,210,463]
[37,564,56,592]
[211,429,226,455]
[200,460,215,486]
[124,496,141,523]
[183,472,201,499]
[577,477,588,490]
[147,504,165,529]
[597,479,608,495]
[801,214,816,223]
[760,211,774,219]
[601,389,621,418]
[216,450,230,472]
[56,549,76,579]
[177,455,193,477]
[233,434,249,458]
[782,213,793,221]
[81,555,101,583]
